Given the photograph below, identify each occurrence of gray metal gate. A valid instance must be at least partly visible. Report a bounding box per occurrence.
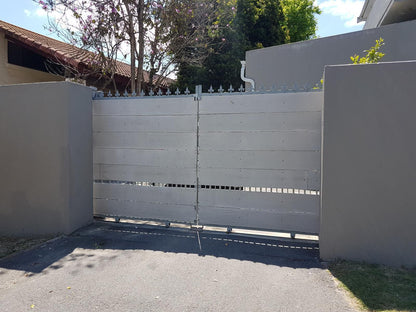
[93,90,322,234]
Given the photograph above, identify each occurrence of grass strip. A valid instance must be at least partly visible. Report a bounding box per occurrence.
[329,260,416,312]
[0,236,55,259]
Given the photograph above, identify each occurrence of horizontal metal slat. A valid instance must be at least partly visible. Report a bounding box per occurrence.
[93,115,196,132]
[198,168,320,190]
[199,204,319,234]
[93,148,196,168]
[94,132,196,150]
[199,131,320,151]
[199,111,321,132]
[94,164,197,185]
[94,183,196,205]
[94,198,195,223]
[199,150,320,171]
[198,189,320,233]
[198,189,319,213]
[199,92,323,114]
[93,97,196,116]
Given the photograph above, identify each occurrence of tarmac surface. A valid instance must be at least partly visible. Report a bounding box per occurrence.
[0,221,358,311]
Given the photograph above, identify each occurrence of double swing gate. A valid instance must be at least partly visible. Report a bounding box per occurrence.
[93,89,323,234]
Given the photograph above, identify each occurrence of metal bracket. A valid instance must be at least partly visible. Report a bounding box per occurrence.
[194,85,202,101]
[190,224,204,232]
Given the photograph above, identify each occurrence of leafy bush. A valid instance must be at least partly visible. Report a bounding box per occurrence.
[350,37,385,64]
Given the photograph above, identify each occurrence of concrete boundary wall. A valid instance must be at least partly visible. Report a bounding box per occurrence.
[0,82,93,236]
[320,61,416,267]
[246,20,416,90]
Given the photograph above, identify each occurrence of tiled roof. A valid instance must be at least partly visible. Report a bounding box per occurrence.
[0,20,173,86]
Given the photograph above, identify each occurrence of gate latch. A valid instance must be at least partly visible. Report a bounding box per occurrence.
[190,224,204,232]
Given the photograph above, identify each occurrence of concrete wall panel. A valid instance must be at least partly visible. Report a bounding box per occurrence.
[320,61,416,267]
[246,20,416,90]
[0,82,92,236]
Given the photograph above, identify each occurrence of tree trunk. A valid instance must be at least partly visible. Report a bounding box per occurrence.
[129,16,136,93]
[125,3,136,93]
[148,24,160,90]
[136,0,144,94]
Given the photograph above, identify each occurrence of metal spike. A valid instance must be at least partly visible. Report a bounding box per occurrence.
[259,85,265,92]
[218,85,224,93]
[166,88,171,96]
[157,88,163,96]
[228,84,234,93]
[292,83,298,92]
[115,90,120,97]
[123,90,129,97]
[175,88,180,95]
[149,89,154,96]
[247,85,253,93]
[208,85,214,94]
[140,90,145,97]
[238,84,245,93]
[185,87,190,95]
[304,84,311,92]
[271,85,277,92]
[107,90,112,97]
[282,84,288,93]
[131,91,137,97]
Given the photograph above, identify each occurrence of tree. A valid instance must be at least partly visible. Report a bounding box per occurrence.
[281,0,321,43]
[236,0,286,49]
[37,0,218,93]
[175,0,321,90]
[38,0,126,90]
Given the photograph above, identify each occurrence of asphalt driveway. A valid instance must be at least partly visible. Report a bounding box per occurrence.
[0,221,358,311]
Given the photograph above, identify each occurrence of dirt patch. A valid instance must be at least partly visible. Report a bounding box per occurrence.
[0,236,55,259]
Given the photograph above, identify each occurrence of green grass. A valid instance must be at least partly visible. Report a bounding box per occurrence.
[0,236,55,259]
[329,260,416,312]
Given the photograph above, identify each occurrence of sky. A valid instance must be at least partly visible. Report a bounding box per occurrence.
[0,0,365,41]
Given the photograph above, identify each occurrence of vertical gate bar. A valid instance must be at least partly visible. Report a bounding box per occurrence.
[194,85,202,225]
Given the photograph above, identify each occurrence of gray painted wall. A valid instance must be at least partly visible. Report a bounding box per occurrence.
[320,61,416,267]
[246,20,416,90]
[0,82,93,236]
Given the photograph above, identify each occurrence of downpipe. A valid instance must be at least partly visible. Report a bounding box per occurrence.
[240,60,255,91]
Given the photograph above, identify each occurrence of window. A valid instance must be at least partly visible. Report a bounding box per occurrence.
[7,40,63,75]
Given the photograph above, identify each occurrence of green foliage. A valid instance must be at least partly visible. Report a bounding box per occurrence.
[173,33,243,92]
[317,38,387,89]
[176,0,321,89]
[236,0,286,50]
[351,38,385,64]
[281,0,321,43]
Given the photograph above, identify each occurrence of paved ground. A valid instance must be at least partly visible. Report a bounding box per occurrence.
[0,221,358,312]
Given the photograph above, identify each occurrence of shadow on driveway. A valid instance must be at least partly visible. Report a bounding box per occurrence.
[0,220,320,275]
[0,222,360,312]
